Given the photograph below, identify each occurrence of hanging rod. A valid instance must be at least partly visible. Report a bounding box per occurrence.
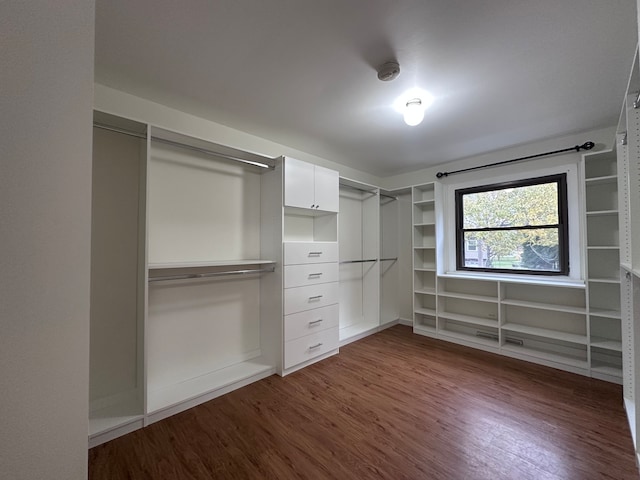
[149,266,275,283]
[380,257,398,262]
[339,259,378,264]
[380,193,398,200]
[92,121,276,169]
[436,141,595,179]
[339,182,378,195]
[151,136,275,169]
[93,122,147,139]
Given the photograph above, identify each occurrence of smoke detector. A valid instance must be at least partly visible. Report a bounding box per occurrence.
[377,61,400,82]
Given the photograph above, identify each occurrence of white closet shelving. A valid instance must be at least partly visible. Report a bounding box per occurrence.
[145,127,278,424]
[584,148,623,383]
[380,189,403,327]
[281,157,340,374]
[89,112,281,446]
[617,49,640,458]
[89,112,147,445]
[338,178,380,345]
[412,183,438,335]
[410,180,592,375]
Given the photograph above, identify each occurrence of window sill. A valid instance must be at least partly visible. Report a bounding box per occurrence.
[441,271,586,288]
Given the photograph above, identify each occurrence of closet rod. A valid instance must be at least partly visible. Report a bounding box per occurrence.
[380,193,397,200]
[148,266,275,283]
[380,257,398,262]
[339,259,378,264]
[93,122,147,139]
[93,121,276,169]
[339,183,378,195]
[151,136,275,169]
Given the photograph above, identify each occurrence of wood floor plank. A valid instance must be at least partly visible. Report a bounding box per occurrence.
[89,326,639,479]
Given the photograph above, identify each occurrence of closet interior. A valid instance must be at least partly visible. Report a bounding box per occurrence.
[90,65,640,457]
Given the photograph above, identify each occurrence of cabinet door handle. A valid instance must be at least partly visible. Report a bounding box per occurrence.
[308,295,323,300]
[308,272,323,278]
[315,205,320,209]
[308,251,322,256]
[311,204,316,208]
[309,319,323,325]
[309,343,323,349]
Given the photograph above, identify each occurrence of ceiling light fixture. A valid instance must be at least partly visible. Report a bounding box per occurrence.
[403,98,424,126]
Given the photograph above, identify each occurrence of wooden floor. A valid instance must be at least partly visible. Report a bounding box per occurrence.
[89,325,639,479]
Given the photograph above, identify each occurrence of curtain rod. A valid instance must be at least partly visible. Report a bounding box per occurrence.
[435,141,595,179]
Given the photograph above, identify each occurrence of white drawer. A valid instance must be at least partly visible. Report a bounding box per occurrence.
[284,242,338,265]
[284,327,339,369]
[284,304,339,341]
[284,263,339,288]
[284,282,339,315]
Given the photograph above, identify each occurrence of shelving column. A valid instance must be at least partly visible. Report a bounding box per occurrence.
[584,149,623,382]
[412,183,438,336]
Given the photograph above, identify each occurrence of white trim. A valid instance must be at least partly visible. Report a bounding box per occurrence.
[438,161,583,282]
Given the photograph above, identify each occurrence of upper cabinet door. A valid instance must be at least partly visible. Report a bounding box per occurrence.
[313,165,339,213]
[284,157,315,209]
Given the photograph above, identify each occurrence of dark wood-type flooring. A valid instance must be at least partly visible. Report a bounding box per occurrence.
[89,325,639,479]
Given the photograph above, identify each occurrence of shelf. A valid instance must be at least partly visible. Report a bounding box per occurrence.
[89,395,143,438]
[414,267,436,272]
[590,338,622,352]
[415,288,436,295]
[589,308,621,319]
[413,222,435,227]
[501,344,588,369]
[588,277,620,284]
[585,175,618,185]
[587,246,620,250]
[414,246,435,250]
[502,323,587,345]
[340,320,379,343]
[414,307,437,316]
[413,199,435,206]
[149,259,276,270]
[413,324,437,336]
[501,298,586,314]
[591,363,622,377]
[437,329,498,348]
[147,357,275,414]
[438,291,498,303]
[586,209,619,216]
[438,311,497,328]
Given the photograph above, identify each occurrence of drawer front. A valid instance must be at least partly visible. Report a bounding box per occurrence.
[284,304,339,342]
[284,282,339,315]
[284,327,339,369]
[284,242,338,265]
[284,263,339,288]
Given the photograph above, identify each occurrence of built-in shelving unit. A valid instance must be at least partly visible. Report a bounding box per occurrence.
[89,112,147,446]
[89,112,281,447]
[412,183,438,336]
[584,148,623,383]
[281,157,340,374]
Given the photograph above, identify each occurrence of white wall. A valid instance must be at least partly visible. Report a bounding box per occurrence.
[94,84,382,187]
[0,2,94,479]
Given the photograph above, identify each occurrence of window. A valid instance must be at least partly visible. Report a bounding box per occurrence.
[455,174,568,275]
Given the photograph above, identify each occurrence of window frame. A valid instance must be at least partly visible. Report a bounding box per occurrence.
[454,173,569,276]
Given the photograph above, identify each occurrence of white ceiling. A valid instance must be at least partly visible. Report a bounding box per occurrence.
[95,0,638,176]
